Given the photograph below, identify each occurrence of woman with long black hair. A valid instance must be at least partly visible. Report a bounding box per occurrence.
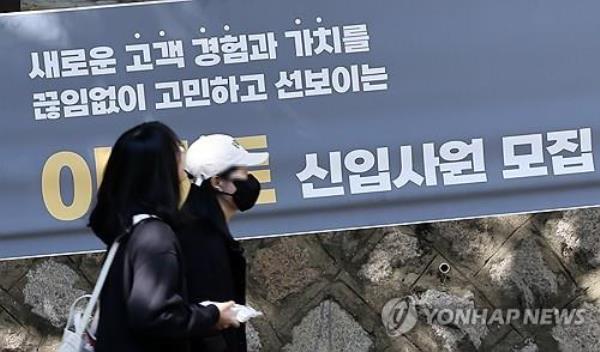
[88,122,238,352]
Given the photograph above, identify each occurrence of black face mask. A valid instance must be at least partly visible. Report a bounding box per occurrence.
[218,173,261,212]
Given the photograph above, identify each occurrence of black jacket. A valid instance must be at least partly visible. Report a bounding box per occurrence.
[178,184,248,352]
[95,218,221,352]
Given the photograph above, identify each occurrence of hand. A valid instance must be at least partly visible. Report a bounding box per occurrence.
[213,301,240,330]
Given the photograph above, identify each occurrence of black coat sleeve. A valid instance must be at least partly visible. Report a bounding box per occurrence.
[124,220,220,338]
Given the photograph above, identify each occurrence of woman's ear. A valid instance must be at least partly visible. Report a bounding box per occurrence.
[210,176,222,192]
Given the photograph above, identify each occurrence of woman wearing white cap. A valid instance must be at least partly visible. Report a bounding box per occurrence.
[179,134,268,352]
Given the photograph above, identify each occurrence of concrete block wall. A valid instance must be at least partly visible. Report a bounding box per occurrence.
[2,209,600,351]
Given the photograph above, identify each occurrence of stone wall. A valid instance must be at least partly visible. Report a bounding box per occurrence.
[2,208,600,351]
[2,1,600,351]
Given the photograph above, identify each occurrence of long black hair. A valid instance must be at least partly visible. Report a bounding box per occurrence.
[89,121,182,245]
[182,180,246,255]
[181,176,224,228]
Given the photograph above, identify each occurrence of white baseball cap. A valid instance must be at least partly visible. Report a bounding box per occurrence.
[185,134,269,186]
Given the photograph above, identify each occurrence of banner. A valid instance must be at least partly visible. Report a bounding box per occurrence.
[2,0,600,259]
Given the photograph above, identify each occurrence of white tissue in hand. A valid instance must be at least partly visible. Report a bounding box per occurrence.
[199,301,263,323]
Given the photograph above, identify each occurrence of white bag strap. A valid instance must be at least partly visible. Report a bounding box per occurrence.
[65,294,92,330]
[75,214,159,334]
